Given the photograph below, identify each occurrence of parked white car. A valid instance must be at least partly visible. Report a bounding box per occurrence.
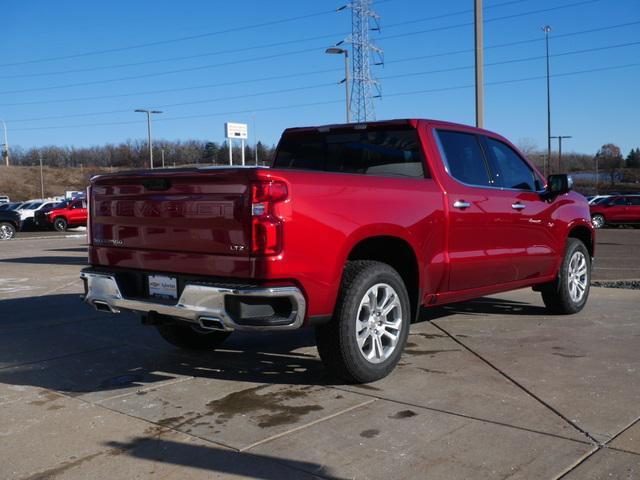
[18,200,58,221]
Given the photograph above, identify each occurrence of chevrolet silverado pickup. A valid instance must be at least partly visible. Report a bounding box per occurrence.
[81,119,594,383]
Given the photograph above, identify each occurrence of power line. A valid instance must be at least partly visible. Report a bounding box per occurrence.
[0,67,343,107]
[0,0,608,96]
[2,19,636,109]
[0,6,343,68]
[11,61,640,132]
[6,39,639,124]
[0,0,521,76]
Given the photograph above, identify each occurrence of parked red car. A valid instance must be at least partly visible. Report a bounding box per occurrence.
[590,195,640,228]
[34,199,88,231]
[81,119,594,382]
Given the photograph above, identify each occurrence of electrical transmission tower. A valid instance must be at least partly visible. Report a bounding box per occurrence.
[339,0,383,122]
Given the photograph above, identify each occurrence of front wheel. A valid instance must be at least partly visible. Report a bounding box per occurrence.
[156,323,231,350]
[315,260,410,383]
[0,222,16,240]
[53,217,68,232]
[540,238,591,314]
[591,214,605,229]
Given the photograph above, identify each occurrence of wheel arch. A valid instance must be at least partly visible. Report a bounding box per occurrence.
[568,223,594,258]
[346,234,421,322]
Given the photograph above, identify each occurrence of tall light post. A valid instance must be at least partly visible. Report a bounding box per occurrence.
[550,135,572,174]
[38,153,45,199]
[542,25,552,178]
[474,0,484,128]
[135,109,162,169]
[0,120,9,166]
[325,47,351,123]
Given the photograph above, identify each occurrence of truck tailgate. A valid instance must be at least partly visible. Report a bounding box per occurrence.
[91,168,252,257]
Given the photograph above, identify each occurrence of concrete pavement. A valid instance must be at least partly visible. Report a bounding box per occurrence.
[0,233,638,479]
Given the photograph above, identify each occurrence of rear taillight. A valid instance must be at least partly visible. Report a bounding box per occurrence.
[86,186,92,246]
[251,180,288,255]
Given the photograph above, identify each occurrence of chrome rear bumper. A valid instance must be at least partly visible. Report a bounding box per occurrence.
[80,270,306,331]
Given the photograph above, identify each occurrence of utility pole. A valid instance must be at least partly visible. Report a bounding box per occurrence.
[325,48,351,123]
[39,153,45,199]
[161,148,165,168]
[134,109,163,169]
[252,113,258,165]
[474,0,484,128]
[542,25,552,178]
[0,120,9,166]
[550,135,572,173]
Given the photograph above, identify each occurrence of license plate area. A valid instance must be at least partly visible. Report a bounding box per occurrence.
[148,274,178,300]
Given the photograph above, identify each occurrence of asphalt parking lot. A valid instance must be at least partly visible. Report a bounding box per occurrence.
[1,230,639,479]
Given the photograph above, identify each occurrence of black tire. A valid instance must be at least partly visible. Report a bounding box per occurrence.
[0,222,16,240]
[591,214,605,229]
[53,217,68,232]
[540,238,591,314]
[315,260,411,383]
[156,323,231,350]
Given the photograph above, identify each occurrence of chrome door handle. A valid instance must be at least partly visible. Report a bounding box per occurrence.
[453,200,471,209]
[512,202,526,210]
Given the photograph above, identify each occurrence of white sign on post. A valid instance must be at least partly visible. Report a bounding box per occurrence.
[225,122,248,140]
[224,122,248,166]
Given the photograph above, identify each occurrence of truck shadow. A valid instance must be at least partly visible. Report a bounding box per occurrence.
[0,292,544,397]
[0,256,88,266]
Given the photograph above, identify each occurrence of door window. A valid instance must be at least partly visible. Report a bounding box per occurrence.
[485,138,540,191]
[627,196,640,206]
[436,130,491,187]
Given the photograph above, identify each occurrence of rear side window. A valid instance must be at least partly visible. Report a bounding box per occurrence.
[273,127,427,179]
[485,137,540,191]
[436,130,491,187]
[627,196,640,206]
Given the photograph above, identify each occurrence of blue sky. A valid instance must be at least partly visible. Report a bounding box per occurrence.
[2,0,639,155]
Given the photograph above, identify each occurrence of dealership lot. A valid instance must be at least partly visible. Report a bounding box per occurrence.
[1,230,639,479]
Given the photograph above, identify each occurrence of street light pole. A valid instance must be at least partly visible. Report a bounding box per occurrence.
[550,135,572,174]
[542,25,552,178]
[38,153,45,199]
[135,109,163,169]
[474,0,484,128]
[0,120,9,166]
[325,48,351,123]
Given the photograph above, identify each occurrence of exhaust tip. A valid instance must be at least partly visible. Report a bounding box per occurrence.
[93,300,117,313]
[199,316,229,331]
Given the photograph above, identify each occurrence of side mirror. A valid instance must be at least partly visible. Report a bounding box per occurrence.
[547,174,573,195]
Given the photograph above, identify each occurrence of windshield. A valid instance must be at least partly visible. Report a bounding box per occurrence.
[52,201,69,209]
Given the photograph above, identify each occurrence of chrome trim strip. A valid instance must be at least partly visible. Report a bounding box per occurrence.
[80,271,306,331]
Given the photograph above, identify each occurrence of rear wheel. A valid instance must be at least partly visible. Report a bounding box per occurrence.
[53,217,68,232]
[156,323,231,350]
[315,260,410,383]
[540,238,591,314]
[591,214,605,229]
[0,222,16,240]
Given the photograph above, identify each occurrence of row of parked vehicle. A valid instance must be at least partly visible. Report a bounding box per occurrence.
[0,196,88,240]
[587,194,640,229]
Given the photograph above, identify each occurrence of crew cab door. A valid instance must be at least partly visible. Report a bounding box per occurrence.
[479,135,557,281]
[434,128,556,292]
[434,129,518,290]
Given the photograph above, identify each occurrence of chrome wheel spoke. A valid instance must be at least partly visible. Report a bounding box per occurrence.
[356,283,403,365]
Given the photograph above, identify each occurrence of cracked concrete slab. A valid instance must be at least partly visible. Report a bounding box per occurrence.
[250,399,592,480]
[429,287,640,443]
[100,378,373,451]
[561,448,640,479]
[339,321,587,442]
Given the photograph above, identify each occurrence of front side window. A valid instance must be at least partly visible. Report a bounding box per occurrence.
[273,126,427,179]
[485,138,539,191]
[436,130,491,187]
[627,196,640,206]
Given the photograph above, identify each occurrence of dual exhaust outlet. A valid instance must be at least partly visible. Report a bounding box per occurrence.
[92,300,228,331]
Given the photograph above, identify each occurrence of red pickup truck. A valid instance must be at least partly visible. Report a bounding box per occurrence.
[34,199,88,231]
[81,119,594,383]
